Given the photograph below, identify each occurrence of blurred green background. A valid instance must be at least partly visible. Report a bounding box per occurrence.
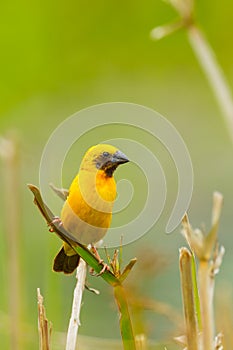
[0,0,233,349]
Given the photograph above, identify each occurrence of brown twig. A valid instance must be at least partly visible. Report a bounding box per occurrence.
[37,288,51,350]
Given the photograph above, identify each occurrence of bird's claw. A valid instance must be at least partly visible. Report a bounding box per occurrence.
[89,245,110,275]
[89,262,110,276]
[96,262,110,276]
[48,216,63,232]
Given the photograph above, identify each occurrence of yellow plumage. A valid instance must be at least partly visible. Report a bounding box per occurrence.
[53,144,129,273]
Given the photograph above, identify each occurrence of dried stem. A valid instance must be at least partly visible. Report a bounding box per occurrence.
[198,260,214,350]
[37,288,51,350]
[151,2,233,144]
[197,193,224,350]
[181,193,224,350]
[65,259,87,350]
[187,25,233,143]
[135,334,147,350]
[179,247,199,350]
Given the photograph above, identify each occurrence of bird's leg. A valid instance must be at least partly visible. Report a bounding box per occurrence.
[91,245,104,263]
[90,245,110,276]
[48,216,63,232]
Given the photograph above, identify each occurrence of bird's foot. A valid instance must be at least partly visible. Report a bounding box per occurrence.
[91,245,105,261]
[96,262,110,276]
[89,262,110,276]
[48,216,63,232]
[90,245,110,276]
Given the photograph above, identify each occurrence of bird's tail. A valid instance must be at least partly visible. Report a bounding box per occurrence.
[53,246,80,274]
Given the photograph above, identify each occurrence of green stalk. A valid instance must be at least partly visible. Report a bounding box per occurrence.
[114,285,136,350]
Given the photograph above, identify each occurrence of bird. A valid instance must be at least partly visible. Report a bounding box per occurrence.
[53,144,129,274]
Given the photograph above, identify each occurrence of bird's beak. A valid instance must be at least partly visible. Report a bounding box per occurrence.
[111,150,129,165]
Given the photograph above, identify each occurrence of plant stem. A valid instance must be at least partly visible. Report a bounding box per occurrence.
[190,252,202,331]
[66,259,87,350]
[135,334,147,350]
[114,284,136,350]
[179,247,199,350]
[37,288,51,350]
[198,260,214,350]
[0,136,21,350]
[187,25,233,144]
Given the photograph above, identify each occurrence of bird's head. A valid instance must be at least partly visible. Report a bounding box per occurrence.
[80,144,129,177]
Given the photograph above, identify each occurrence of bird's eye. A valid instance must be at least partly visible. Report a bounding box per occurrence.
[103,151,109,157]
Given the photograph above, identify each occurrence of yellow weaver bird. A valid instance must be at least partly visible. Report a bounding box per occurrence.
[53,144,129,274]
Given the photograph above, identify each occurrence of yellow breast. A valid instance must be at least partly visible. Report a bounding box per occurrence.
[61,170,116,245]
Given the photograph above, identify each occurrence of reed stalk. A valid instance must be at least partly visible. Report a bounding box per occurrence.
[179,247,199,350]
[151,0,233,144]
[65,259,87,350]
[37,288,51,350]
[0,136,21,350]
